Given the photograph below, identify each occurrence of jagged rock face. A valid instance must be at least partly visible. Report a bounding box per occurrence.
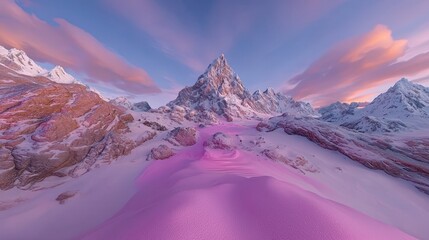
[168,54,316,121]
[258,114,429,194]
[133,101,151,112]
[0,65,137,189]
[168,54,251,119]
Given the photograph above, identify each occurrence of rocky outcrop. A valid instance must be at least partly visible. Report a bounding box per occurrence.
[262,149,318,173]
[133,101,151,112]
[142,121,167,131]
[204,132,235,150]
[258,114,429,194]
[150,145,174,160]
[166,127,197,146]
[0,64,140,189]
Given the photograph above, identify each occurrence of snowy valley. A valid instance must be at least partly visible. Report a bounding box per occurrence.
[0,46,428,240]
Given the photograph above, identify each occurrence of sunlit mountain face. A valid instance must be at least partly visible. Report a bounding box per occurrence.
[1,1,429,239]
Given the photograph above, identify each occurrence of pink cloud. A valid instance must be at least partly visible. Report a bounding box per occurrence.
[0,0,160,94]
[286,24,429,106]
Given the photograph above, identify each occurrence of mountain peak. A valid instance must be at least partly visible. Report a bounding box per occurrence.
[45,65,77,84]
[0,46,46,75]
[391,78,412,91]
[195,54,247,98]
[204,53,230,75]
[365,78,429,117]
[52,65,65,73]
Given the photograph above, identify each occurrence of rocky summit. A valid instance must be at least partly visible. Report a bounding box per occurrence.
[168,54,316,121]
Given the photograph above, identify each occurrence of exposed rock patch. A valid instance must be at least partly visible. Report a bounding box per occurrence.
[204,132,235,150]
[262,149,319,173]
[56,191,77,204]
[143,121,167,131]
[166,127,197,146]
[150,145,174,160]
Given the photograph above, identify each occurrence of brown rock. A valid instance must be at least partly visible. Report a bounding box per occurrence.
[167,127,197,146]
[151,144,174,160]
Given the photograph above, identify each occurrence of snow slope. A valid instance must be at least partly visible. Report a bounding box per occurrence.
[1,116,428,239]
[79,121,427,239]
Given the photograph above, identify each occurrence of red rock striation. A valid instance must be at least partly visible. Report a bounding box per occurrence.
[257,114,429,194]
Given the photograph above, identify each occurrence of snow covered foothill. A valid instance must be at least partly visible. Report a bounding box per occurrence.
[0,115,428,239]
[80,121,427,239]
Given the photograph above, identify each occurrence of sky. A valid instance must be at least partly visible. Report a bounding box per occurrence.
[1,0,429,107]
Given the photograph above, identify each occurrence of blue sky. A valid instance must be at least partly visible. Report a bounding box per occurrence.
[2,0,429,106]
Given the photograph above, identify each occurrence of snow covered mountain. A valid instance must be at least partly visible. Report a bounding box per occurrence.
[364,78,429,118]
[319,102,359,123]
[168,54,316,121]
[319,79,429,133]
[0,45,108,100]
[0,45,45,76]
[251,88,318,117]
[44,65,79,84]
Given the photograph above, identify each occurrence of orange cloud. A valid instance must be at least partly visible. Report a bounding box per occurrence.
[286,24,429,107]
[0,0,160,94]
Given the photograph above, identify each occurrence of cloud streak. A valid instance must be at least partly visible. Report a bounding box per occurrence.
[106,0,258,72]
[0,0,160,94]
[286,24,429,106]
[106,0,342,73]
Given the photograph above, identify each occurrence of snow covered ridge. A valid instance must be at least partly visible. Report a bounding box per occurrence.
[319,78,429,133]
[167,54,318,122]
[259,113,429,195]
[0,45,108,100]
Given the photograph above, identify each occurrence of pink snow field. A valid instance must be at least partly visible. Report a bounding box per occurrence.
[83,124,414,240]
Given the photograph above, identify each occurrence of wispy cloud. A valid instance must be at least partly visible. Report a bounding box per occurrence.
[0,0,160,94]
[286,24,429,106]
[106,0,258,72]
[106,0,342,73]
